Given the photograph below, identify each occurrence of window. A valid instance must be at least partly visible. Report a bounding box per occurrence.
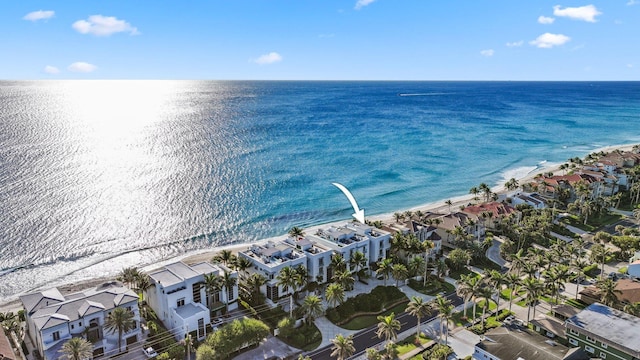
[177,298,185,307]
[585,345,595,353]
[71,324,74,330]
[569,338,578,346]
[601,343,608,349]
[586,336,596,343]
[569,328,579,335]
[53,331,60,341]
[227,285,235,301]
[599,353,606,359]
[198,318,205,338]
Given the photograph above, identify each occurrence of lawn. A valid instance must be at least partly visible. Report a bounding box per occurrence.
[395,334,431,356]
[407,278,455,296]
[340,301,410,330]
[560,212,623,232]
[452,300,496,327]
[500,288,525,300]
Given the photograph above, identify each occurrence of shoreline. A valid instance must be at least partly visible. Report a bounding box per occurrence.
[1,142,636,313]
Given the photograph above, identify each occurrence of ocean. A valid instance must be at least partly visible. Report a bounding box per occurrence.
[1,80,639,302]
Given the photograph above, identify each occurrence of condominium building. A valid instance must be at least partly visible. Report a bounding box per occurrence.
[145,261,238,340]
[565,302,640,360]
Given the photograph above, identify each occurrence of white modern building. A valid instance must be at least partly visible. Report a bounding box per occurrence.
[238,242,306,302]
[20,282,141,360]
[284,236,333,284]
[145,261,238,341]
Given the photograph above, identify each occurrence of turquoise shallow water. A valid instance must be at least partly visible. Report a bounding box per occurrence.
[0,80,639,301]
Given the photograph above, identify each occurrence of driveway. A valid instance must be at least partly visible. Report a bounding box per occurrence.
[233,336,300,360]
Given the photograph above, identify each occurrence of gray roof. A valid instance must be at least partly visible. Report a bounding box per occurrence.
[530,316,566,337]
[19,288,65,314]
[174,303,208,320]
[476,326,571,360]
[24,283,138,331]
[566,302,640,357]
[149,261,223,287]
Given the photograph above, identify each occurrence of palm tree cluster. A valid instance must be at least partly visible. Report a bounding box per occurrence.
[505,240,590,323]
[117,267,151,300]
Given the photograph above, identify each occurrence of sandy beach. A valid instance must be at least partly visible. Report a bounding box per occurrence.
[1,142,636,314]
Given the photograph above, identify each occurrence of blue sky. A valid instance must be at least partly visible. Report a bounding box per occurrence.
[3,1,639,80]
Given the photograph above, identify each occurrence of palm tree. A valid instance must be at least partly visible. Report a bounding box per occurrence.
[212,249,234,266]
[302,294,324,323]
[117,267,140,289]
[350,251,367,281]
[59,337,93,360]
[391,263,408,287]
[222,271,237,311]
[505,272,521,313]
[289,226,305,239]
[445,199,453,214]
[329,253,347,280]
[624,302,640,316]
[333,269,355,291]
[295,265,310,298]
[406,296,432,338]
[330,334,355,360]
[469,186,480,201]
[376,312,401,343]
[457,274,478,319]
[571,258,589,300]
[134,273,151,301]
[105,307,136,354]
[487,270,505,311]
[408,255,425,280]
[477,286,495,328]
[325,283,346,308]
[277,266,300,318]
[421,240,435,286]
[434,295,453,344]
[596,278,621,307]
[245,273,266,301]
[234,256,253,280]
[377,258,394,286]
[522,277,544,324]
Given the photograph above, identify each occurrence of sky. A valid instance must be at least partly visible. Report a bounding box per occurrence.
[2,1,639,80]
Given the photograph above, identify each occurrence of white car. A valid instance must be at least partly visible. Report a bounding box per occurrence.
[143,347,158,358]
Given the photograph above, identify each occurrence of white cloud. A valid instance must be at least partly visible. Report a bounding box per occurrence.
[627,0,637,5]
[480,49,494,57]
[530,33,571,48]
[252,52,283,65]
[354,0,375,10]
[44,65,60,74]
[628,64,634,68]
[506,40,524,47]
[68,62,97,73]
[553,5,602,22]
[23,10,55,21]
[538,16,555,24]
[72,15,139,36]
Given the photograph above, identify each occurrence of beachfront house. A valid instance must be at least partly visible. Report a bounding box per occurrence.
[145,261,237,340]
[565,302,640,360]
[284,236,333,283]
[238,241,307,302]
[310,222,391,273]
[406,220,442,259]
[508,191,548,209]
[20,282,141,360]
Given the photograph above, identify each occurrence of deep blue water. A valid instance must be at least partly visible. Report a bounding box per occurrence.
[0,80,639,301]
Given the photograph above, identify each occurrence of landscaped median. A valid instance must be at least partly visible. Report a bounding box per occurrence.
[326,286,408,330]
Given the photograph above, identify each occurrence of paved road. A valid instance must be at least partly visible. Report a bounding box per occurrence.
[305,293,463,360]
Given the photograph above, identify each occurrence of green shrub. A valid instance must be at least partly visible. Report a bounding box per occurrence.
[583,264,598,277]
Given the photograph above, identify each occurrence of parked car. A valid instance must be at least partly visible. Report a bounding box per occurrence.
[144,347,158,358]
